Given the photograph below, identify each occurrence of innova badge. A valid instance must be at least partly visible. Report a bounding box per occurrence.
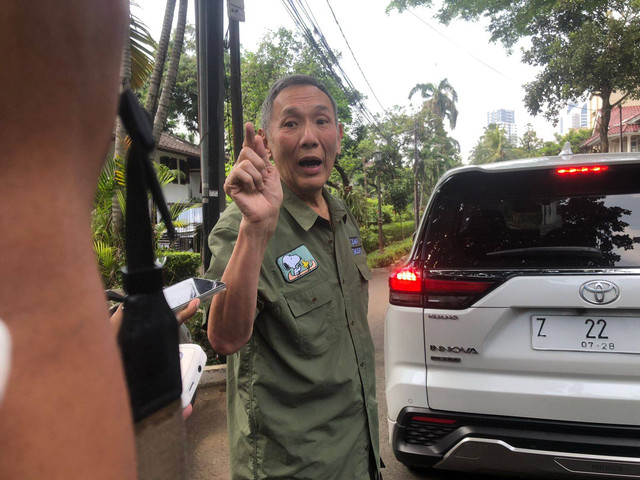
[579,280,619,305]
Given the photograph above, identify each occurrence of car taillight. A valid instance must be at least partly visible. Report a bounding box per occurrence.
[556,165,608,175]
[389,264,497,309]
[389,265,423,307]
[424,278,495,309]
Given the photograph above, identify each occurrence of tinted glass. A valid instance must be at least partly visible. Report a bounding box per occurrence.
[422,165,640,269]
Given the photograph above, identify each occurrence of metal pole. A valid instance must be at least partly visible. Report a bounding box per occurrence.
[413,120,419,232]
[377,174,384,253]
[620,103,623,152]
[196,0,225,270]
[229,19,243,161]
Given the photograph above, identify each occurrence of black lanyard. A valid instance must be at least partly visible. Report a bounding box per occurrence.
[117,90,182,422]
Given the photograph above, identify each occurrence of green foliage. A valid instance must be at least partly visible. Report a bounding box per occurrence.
[409,78,458,129]
[384,172,413,218]
[538,128,593,156]
[130,14,157,90]
[361,220,415,253]
[167,24,199,134]
[159,250,201,286]
[184,310,221,365]
[470,124,593,164]
[366,237,414,269]
[92,156,197,289]
[241,28,357,128]
[469,124,514,164]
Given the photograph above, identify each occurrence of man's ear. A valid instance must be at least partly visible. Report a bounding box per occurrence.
[336,123,344,155]
[257,128,271,158]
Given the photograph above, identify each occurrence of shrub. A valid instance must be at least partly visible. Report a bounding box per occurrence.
[184,310,221,366]
[382,220,415,243]
[160,250,202,286]
[366,237,413,269]
[360,220,415,253]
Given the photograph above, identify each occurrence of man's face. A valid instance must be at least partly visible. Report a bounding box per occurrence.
[263,85,343,199]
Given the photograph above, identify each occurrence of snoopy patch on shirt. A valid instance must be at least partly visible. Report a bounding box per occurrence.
[276,245,318,283]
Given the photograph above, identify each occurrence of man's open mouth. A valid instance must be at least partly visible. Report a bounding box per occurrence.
[299,158,322,167]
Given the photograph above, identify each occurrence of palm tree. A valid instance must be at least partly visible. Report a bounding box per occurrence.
[146,0,177,119]
[152,0,189,143]
[470,124,511,164]
[409,78,459,130]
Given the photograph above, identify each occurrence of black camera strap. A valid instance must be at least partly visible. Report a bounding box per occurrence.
[117,90,186,479]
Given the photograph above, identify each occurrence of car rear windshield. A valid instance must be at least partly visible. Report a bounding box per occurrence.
[421,163,640,269]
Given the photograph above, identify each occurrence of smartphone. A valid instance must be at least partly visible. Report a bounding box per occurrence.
[179,343,207,408]
[163,278,225,313]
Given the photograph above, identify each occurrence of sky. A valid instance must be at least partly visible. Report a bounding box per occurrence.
[133,0,559,162]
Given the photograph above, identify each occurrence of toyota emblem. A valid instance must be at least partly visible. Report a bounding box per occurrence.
[579,280,619,305]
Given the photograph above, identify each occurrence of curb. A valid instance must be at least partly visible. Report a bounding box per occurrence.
[199,364,226,387]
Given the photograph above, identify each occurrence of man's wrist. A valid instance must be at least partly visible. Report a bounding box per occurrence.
[238,217,277,249]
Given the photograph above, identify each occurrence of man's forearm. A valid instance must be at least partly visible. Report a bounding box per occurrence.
[208,220,273,355]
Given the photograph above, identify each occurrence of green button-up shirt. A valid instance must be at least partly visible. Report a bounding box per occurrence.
[205,183,380,480]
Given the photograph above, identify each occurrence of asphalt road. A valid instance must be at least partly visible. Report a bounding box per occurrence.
[185,265,500,479]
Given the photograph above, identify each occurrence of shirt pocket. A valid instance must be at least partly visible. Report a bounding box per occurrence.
[355,257,371,302]
[284,282,337,357]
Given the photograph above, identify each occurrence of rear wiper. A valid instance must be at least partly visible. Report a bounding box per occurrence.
[487,246,604,257]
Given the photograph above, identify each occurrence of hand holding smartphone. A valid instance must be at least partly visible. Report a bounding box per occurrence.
[163,278,225,313]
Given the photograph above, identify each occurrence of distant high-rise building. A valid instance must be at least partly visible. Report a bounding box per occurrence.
[559,102,589,134]
[487,109,517,144]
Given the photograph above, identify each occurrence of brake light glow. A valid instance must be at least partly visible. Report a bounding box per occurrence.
[389,266,421,292]
[389,264,500,309]
[556,165,608,175]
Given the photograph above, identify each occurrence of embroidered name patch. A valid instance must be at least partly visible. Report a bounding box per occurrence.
[349,236,363,255]
[276,245,318,283]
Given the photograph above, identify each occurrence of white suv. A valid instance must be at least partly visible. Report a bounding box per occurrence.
[385,152,640,478]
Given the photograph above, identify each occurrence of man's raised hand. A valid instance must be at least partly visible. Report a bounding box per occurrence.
[224,123,282,228]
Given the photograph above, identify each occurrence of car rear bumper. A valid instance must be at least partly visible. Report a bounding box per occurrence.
[392,407,640,478]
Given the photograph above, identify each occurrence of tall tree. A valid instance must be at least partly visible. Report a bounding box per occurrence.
[519,123,543,156]
[388,0,640,152]
[152,0,188,143]
[470,124,512,164]
[409,78,459,129]
[145,0,176,119]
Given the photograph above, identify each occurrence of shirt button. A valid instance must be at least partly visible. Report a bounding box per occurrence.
[351,321,354,326]
[328,238,333,244]
[312,297,317,303]
[341,278,345,284]
[360,362,364,367]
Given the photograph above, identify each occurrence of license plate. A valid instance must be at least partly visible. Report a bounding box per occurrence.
[531,315,640,353]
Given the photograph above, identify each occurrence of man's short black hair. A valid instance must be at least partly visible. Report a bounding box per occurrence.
[260,74,339,137]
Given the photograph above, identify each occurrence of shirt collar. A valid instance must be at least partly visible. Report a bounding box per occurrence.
[281,182,347,231]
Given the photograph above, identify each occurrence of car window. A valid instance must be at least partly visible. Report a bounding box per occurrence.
[422,165,640,269]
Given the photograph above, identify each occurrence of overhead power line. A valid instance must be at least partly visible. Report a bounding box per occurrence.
[406,9,512,81]
[280,0,390,140]
[324,0,388,113]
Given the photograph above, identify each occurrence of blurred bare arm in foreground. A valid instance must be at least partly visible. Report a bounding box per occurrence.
[0,1,137,478]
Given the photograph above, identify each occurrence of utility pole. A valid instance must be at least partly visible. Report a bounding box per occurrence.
[377,174,384,253]
[413,119,419,232]
[228,0,245,161]
[196,0,225,269]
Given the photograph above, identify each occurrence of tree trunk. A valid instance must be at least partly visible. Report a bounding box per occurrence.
[152,0,188,144]
[599,91,612,153]
[113,29,132,239]
[115,33,131,161]
[145,0,176,119]
[333,162,350,189]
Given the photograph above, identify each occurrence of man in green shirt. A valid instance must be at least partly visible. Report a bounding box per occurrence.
[205,75,381,479]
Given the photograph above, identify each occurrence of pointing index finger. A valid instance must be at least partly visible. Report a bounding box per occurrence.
[243,122,256,149]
